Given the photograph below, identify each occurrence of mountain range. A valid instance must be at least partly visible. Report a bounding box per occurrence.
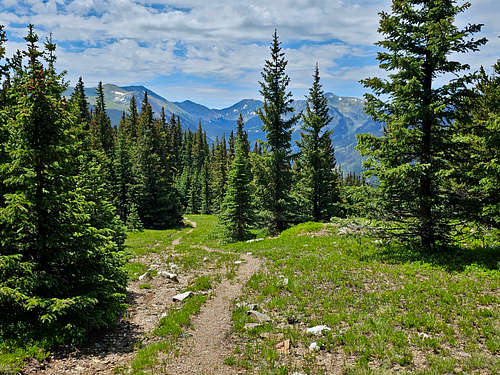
[64,84,382,173]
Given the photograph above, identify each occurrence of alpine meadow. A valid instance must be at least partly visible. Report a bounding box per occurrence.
[0,0,498,374]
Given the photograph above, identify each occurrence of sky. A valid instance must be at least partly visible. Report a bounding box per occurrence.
[0,0,498,108]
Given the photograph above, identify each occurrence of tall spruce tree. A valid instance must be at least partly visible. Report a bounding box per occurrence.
[90,81,114,156]
[0,26,126,344]
[71,77,90,127]
[357,0,487,250]
[257,30,299,233]
[295,64,340,222]
[220,119,254,242]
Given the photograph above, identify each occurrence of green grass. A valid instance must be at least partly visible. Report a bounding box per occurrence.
[0,343,48,375]
[224,219,500,374]
[125,228,181,257]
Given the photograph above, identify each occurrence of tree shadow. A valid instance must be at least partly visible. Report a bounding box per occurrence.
[365,243,500,272]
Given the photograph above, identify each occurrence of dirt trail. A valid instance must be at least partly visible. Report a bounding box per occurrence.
[23,217,260,375]
[172,217,197,246]
[160,253,261,375]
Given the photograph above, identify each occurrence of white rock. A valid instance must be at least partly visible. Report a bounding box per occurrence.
[418,332,430,339]
[173,291,193,302]
[246,238,264,243]
[234,260,244,264]
[160,312,167,319]
[203,257,209,262]
[282,278,289,286]
[292,373,307,375]
[246,252,253,255]
[309,342,320,351]
[158,271,179,282]
[169,263,179,269]
[138,271,149,281]
[306,325,331,335]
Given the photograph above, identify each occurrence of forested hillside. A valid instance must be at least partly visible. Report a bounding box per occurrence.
[64,84,380,172]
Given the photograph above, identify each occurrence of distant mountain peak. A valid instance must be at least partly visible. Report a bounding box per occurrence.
[64,83,380,172]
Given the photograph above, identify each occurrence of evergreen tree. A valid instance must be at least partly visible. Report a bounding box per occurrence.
[257,30,299,233]
[112,129,135,222]
[357,0,487,250]
[236,114,250,156]
[0,26,126,345]
[295,64,340,221]
[89,81,114,156]
[220,120,254,242]
[71,77,90,127]
[454,62,500,228]
[134,97,182,228]
[128,95,139,140]
[210,135,228,213]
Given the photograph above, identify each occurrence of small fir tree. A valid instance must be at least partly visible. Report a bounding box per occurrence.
[220,120,254,242]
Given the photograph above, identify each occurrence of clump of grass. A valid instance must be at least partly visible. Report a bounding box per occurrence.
[138,283,151,289]
[187,275,212,292]
[123,262,148,280]
[129,294,207,374]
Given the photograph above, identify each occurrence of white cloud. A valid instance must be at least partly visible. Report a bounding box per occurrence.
[1,0,498,106]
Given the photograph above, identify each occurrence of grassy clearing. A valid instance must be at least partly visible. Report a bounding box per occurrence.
[225,221,500,374]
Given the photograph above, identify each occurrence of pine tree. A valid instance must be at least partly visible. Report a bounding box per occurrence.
[89,81,114,156]
[454,62,500,228]
[236,114,250,156]
[220,120,254,242]
[112,128,135,222]
[129,95,139,140]
[210,135,228,213]
[71,77,90,127]
[135,125,182,228]
[257,30,299,233]
[0,26,126,345]
[295,64,340,222]
[357,0,487,250]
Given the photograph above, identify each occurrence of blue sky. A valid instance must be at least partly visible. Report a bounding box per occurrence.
[0,0,498,108]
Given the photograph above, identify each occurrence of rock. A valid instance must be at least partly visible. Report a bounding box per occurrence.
[306,325,331,335]
[418,332,430,339]
[276,339,290,354]
[246,238,264,243]
[158,271,179,282]
[160,312,167,319]
[292,372,306,375]
[309,342,320,351]
[203,257,209,262]
[282,278,289,286]
[244,323,260,330]
[138,270,150,281]
[173,291,193,302]
[169,263,179,269]
[247,310,270,322]
[234,260,244,265]
[246,252,253,255]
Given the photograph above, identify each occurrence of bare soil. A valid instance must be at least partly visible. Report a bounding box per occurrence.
[159,253,261,375]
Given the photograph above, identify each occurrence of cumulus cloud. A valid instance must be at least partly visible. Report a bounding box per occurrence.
[1,0,498,106]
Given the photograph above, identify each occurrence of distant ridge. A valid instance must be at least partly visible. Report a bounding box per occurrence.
[64,84,382,173]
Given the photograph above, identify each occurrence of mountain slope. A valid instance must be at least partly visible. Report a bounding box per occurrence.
[64,84,382,172]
